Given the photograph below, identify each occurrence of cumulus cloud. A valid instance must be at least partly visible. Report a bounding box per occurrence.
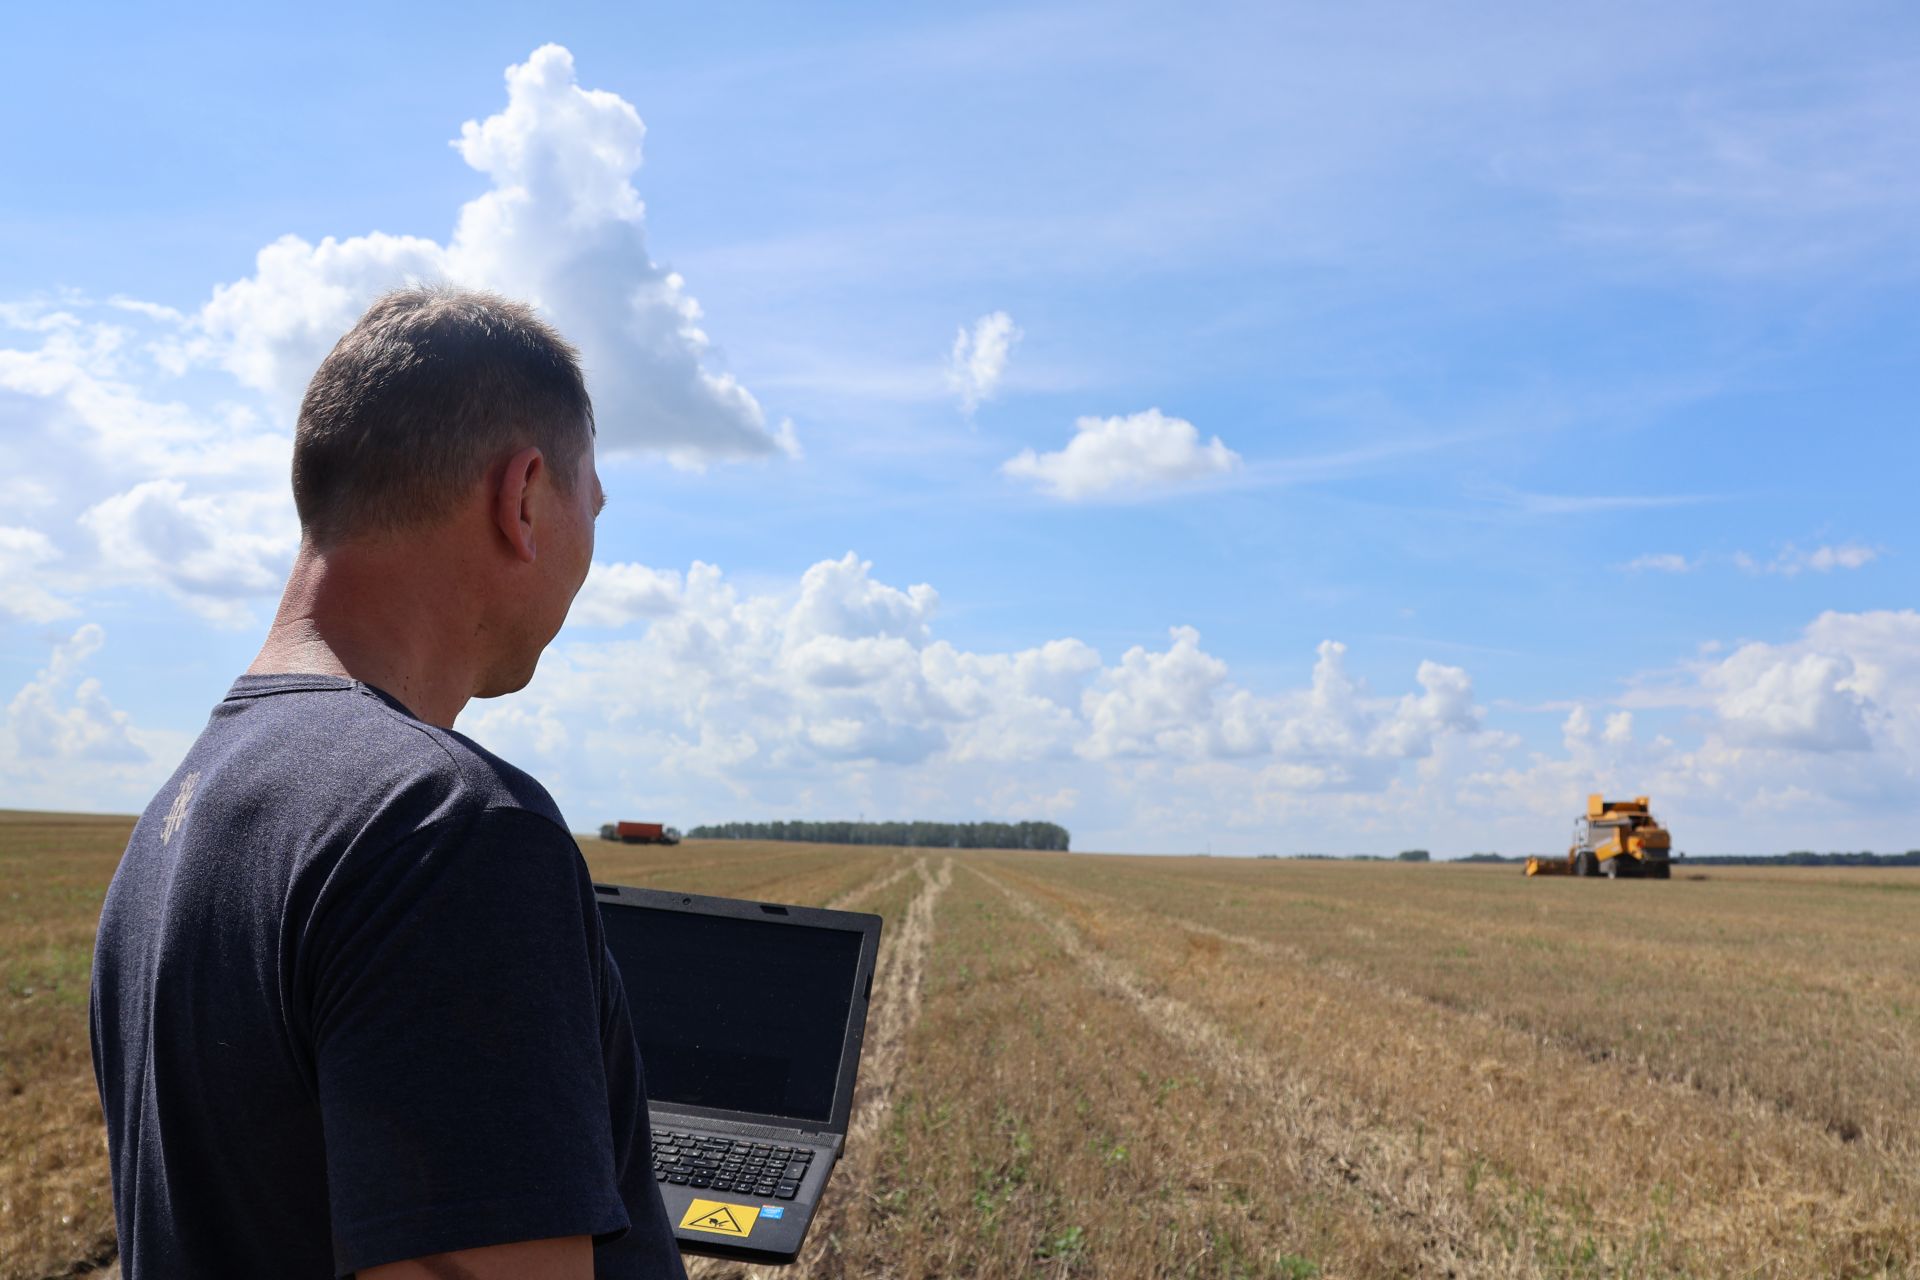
[946,311,1020,414]
[459,557,1490,843]
[1081,626,1231,759]
[1002,408,1241,500]
[1258,642,1478,782]
[1465,609,1920,855]
[0,296,294,625]
[1705,636,1876,752]
[80,480,296,627]
[0,44,796,629]
[467,568,1920,853]
[199,231,446,400]
[196,44,788,466]
[569,560,686,628]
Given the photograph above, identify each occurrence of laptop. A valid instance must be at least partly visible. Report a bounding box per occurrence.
[593,882,883,1265]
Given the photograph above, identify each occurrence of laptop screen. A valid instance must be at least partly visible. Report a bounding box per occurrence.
[601,903,865,1125]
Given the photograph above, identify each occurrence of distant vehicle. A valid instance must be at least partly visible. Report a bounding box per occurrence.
[1526,795,1672,879]
[599,821,682,845]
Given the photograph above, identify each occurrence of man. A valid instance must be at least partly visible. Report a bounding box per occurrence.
[90,286,687,1279]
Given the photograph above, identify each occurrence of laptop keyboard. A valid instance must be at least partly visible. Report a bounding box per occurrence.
[652,1129,813,1200]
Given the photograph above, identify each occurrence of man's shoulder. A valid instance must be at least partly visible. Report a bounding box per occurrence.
[208,675,571,843]
[419,722,569,833]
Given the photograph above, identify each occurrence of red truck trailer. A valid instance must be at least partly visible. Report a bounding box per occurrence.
[598,821,680,845]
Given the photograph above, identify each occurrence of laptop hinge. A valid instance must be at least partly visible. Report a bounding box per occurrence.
[652,1110,843,1150]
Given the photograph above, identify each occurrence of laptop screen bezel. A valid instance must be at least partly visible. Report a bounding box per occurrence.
[592,882,882,1136]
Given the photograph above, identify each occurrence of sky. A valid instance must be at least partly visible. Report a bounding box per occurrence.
[2,1,1917,855]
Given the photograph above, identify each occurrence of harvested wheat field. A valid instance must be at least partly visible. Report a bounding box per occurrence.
[4,814,1917,1279]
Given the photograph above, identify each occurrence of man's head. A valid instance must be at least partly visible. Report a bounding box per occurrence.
[295,284,593,547]
[292,286,604,698]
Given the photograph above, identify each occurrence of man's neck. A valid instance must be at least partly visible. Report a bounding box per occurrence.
[248,541,481,728]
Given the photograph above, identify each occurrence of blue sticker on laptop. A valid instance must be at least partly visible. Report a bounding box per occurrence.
[759,1205,785,1219]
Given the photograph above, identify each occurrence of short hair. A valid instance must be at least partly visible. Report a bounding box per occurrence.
[293,285,594,547]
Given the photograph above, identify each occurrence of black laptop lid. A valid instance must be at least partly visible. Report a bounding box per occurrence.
[594,884,882,1134]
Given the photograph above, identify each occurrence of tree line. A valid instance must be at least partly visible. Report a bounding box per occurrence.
[1290,852,1920,871]
[686,819,1071,851]
[1684,850,1920,867]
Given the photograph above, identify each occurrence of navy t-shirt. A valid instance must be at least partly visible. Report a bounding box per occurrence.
[89,674,686,1279]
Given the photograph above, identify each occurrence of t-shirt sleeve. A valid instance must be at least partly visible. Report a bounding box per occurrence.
[304,806,630,1274]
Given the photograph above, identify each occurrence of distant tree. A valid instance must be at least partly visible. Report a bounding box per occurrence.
[1397,849,1431,862]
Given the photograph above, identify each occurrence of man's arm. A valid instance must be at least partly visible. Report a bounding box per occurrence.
[360,1234,592,1280]
[307,810,631,1273]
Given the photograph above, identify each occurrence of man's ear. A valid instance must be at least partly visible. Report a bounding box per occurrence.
[493,446,545,564]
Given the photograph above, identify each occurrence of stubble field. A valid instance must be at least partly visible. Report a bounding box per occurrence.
[3,810,1917,1279]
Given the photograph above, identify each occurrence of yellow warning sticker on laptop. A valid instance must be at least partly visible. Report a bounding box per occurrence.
[680,1198,758,1239]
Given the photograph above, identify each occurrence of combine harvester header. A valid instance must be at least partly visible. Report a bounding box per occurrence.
[1526,794,1672,879]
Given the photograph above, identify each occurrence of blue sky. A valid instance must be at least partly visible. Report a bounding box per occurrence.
[3,2,1916,854]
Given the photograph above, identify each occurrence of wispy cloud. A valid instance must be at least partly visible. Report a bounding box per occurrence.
[1737,543,1880,576]
[1495,489,1718,517]
[948,311,1021,415]
[1619,552,1697,573]
[1620,543,1883,577]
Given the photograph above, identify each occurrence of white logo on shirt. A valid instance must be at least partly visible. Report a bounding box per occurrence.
[160,771,201,846]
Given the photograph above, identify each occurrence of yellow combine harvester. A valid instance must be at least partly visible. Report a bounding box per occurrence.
[1526,794,1673,879]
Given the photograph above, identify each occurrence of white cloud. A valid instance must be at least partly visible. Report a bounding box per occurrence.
[1705,637,1875,753]
[0,625,190,814]
[1625,544,1880,578]
[1620,552,1694,573]
[0,44,796,630]
[195,44,787,466]
[569,560,686,628]
[1001,408,1241,500]
[470,578,1920,853]
[460,560,1491,844]
[946,311,1020,414]
[1261,641,1478,780]
[1081,626,1231,759]
[1462,609,1920,855]
[1761,543,1879,576]
[1807,544,1878,572]
[0,298,294,625]
[6,625,145,764]
[0,526,75,622]
[199,231,446,402]
[80,480,297,628]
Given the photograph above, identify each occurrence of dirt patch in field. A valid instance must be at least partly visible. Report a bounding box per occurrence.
[688,857,951,1280]
[828,856,918,910]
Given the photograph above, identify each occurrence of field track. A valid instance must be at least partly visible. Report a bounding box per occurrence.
[3,817,1917,1279]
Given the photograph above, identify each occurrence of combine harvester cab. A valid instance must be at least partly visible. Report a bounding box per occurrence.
[1526,794,1672,879]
